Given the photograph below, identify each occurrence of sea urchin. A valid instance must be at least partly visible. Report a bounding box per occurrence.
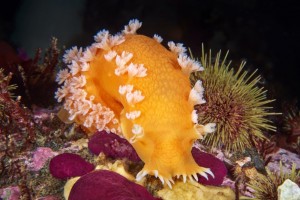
[191,46,277,151]
[247,162,300,200]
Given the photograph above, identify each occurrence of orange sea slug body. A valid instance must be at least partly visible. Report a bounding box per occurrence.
[55,19,216,188]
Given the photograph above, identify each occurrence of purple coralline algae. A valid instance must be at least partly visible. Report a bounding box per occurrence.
[192,147,227,186]
[68,170,159,200]
[49,153,94,179]
[88,131,141,162]
[29,147,57,171]
[0,186,21,200]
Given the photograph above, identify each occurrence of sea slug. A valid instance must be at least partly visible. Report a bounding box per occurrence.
[55,19,216,188]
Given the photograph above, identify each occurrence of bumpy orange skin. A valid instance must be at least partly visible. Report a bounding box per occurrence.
[83,34,208,181]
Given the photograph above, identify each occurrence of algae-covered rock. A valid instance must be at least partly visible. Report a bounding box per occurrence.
[157,181,235,200]
[278,179,300,200]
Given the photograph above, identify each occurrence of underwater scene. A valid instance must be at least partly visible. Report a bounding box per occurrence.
[1,0,300,200]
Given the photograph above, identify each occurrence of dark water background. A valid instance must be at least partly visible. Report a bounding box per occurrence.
[1,0,299,108]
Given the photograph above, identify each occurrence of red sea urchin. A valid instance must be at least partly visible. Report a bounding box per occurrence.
[191,46,277,151]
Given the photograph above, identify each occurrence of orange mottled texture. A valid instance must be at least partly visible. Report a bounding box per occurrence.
[82,34,210,182]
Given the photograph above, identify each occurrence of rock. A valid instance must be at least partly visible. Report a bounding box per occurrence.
[278,179,300,200]
[157,181,235,200]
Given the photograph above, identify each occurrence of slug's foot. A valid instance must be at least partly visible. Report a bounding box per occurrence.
[136,166,214,189]
[175,167,214,183]
[136,168,175,188]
